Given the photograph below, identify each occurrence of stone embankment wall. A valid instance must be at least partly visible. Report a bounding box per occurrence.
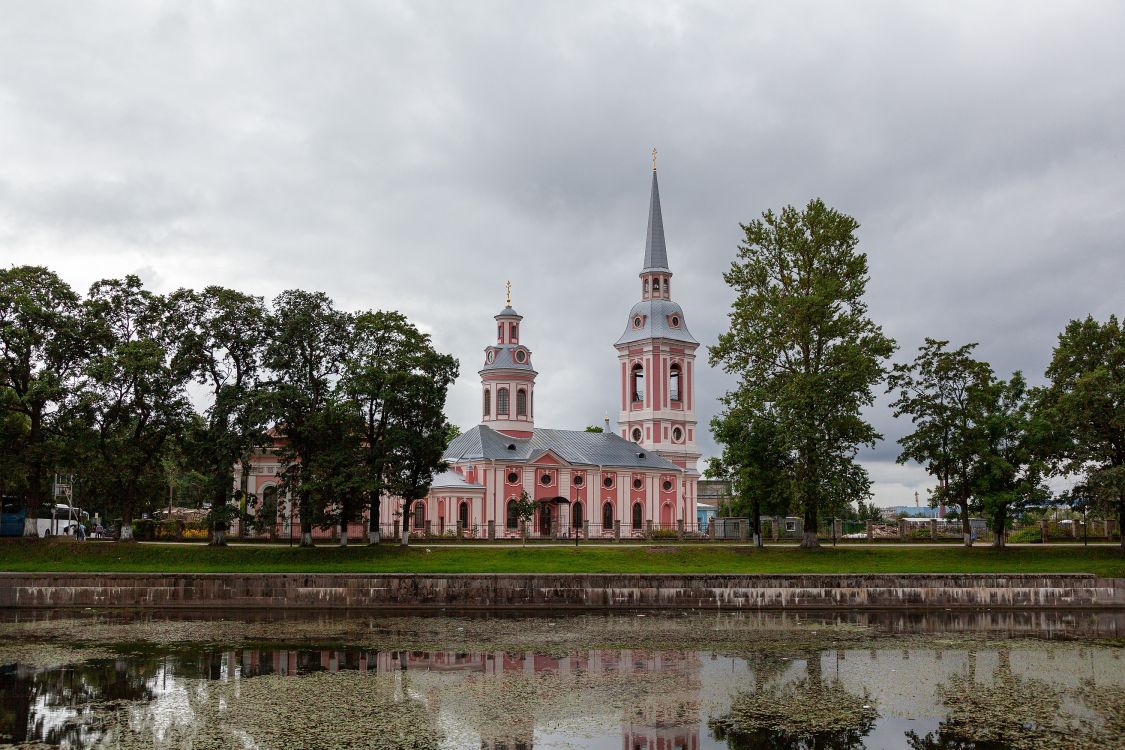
[1,573,1122,610]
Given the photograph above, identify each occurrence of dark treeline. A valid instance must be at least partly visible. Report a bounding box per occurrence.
[708,199,1124,549]
[0,266,458,545]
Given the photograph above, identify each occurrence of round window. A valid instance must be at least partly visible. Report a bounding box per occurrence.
[672,427,683,442]
[603,476,614,489]
[507,471,519,484]
[486,350,495,364]
[632,477,643,490]
[515,350,527,363]
[633,316,643,328]
[670,316,679,327]
[631,427,642,442]
[540,473,552,486]
[573,474,584,487]
[662,479,673,492]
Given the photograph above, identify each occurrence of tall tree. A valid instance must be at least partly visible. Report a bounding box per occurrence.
[340,310,457,545]
[888,339,994,546]
[1039,315,1124,550]
[263,290,351,547]
[971,372,1050,547]
[384,361,458,547]
[710,199,895,547]
[80,276,193,540]
[707,400,792,546]
[0,266,87,535]
[172,286,269,545]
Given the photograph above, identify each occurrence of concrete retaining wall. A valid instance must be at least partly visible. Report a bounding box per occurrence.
[1,573,1122,610]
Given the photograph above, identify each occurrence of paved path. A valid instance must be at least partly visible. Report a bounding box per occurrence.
[133,540,1120,548]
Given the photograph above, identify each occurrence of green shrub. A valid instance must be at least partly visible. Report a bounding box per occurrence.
[1008,527,1042,544]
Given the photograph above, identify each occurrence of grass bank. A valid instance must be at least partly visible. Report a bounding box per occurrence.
[1,539,1122,577]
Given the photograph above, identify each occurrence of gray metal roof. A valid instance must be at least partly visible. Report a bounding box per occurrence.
[430,469,485,490]
[496,305,521,319]
[479,344,536,373]
[642,170,670,273]
[444,425,681,471]
[615,298,699,345]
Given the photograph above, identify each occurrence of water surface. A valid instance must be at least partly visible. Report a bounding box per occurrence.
[1,609,1122,749]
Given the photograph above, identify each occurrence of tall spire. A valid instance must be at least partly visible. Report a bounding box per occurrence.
[642,164,670,273]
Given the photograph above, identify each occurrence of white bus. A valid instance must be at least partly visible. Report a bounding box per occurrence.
[31,504,89,537]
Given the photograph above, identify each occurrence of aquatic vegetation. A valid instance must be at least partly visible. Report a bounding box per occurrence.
[710,675,877,741]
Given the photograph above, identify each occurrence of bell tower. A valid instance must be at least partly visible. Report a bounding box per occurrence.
[614,158,701,474]
[480,283,536,438]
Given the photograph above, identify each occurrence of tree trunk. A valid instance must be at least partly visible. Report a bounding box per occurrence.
[1117,498,1124,552]
[752,503,763,548]
[119,523,134,542]
[339,521,348,547]
[210,529,227,546]
[960,498,973,547]
[23,406,44,537]
[299,517,314,547]
[799,505,819,549]
[368,495,381,545]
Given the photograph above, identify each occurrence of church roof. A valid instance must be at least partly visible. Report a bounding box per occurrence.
[642,170,670,273]
[479,344,536,373]
[615,298,699,345]
[430,469,485,491]
[444,424,680,471]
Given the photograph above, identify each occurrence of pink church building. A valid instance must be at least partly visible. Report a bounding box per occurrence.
[241,164,701,539]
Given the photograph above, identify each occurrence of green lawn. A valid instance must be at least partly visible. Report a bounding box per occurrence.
[1,539,1122,577]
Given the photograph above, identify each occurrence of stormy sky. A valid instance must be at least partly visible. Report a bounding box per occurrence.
[2,2,1122,507]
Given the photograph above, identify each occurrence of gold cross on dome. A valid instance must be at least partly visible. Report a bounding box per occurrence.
[651,147,657,171]
[505,280,511,306]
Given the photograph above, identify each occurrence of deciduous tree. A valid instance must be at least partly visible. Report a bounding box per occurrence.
[263,290,351,547]
[0,266,87,535]
[710,199,895,548]
[1039,315,1124,550]
[888,339,994,546]
[172,286,269,545]
[80,276,193,541]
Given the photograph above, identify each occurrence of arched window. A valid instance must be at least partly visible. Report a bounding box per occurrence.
[497,387,509,415]
[516,388,527,416]
[483,389,491,417]
[602,502,613,529]
[459,501,469,528]
[632,502,643,530]
[572,501,583,528]
[506,499,518,530]
[644,279,650,295]
[631,364,644,403]
[497,324,503,341]
[413,501,425,529]
[652,278,660,293]
[669,363,681,402]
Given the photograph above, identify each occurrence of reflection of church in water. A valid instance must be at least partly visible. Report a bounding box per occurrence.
[232,647,702,749]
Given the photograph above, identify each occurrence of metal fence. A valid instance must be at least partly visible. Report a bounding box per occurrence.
[226,515,1120,544]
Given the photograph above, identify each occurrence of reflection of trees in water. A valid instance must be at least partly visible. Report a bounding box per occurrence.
[0,657,159,747]
[904,649,1079,750]
[710,650,876,750]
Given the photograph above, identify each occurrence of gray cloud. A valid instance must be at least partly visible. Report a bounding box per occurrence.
[2,0,1122,506]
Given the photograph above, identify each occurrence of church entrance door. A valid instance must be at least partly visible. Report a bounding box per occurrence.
[539,503,552,537]
[660,502,674,528]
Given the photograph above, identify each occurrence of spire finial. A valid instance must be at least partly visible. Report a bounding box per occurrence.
[505,280,511,306]
[651,147,657,171]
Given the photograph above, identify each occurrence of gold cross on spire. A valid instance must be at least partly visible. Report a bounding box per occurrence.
[652,147,657,171]
[505,280,511,306]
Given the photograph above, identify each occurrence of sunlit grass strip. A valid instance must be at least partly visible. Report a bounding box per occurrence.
[1,539,1122,577]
